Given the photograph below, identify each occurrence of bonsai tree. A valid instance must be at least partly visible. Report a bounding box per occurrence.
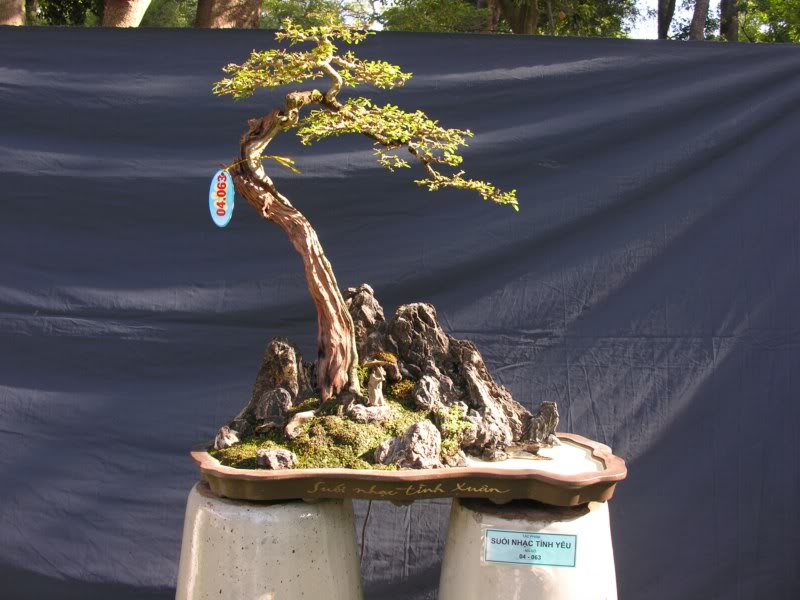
[214,19,518,405]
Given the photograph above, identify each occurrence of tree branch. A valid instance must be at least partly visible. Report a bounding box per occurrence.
[236,90,328,202]
[232,34,514,211]
[320,60,344,108]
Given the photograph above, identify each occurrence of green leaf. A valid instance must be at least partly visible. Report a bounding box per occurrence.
[262,155,302,174]
[215,17,519,212]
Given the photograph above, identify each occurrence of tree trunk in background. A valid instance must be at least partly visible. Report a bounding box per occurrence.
[25,0,37,24]
[484,0,502,32]
[102,0,152,26]
[689,0,710,39]
[194,0,260,28]
[720,0,739,40]
[496,0,539,34]
[545,0,555,35]
[0,0,25,25]
[658,0,676,39]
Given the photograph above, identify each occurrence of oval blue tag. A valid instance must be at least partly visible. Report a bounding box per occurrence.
[209,169,234,227]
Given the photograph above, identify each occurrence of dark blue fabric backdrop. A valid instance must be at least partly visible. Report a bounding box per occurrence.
[1,25,799,599]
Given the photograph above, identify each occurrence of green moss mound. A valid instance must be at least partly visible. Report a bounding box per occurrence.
[388,378,415,400]
[210,365,485,470]
[210,388,432,470]
[436,404,475,460]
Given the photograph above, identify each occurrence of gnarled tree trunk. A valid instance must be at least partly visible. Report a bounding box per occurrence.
[102,0,152,27]
[194,0,259,28]
[0,0,25,25]
[230,109,360,402]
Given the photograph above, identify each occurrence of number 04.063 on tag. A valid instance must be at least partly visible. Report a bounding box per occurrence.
[209,169,234,227]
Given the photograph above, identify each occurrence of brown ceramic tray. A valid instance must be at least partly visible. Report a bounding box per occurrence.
[191,432,626,507]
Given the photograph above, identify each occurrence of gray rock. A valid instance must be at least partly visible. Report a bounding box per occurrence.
[252,339,310,402]
[461,413,481,447]
[256,448,297,470]
[228,417,254,438]
[422,360,458,401]
[388,303,449,371]
[461,363,515,447]
[347,403,394,425]
[254,392,293,433]
[213,426,239,450]
[482,447,508,462]
[225,339,312,437]
[381,359,402,383]
[452,339,530,454]
[284,410,315,440]
[398,362,418,380]
[375,421,442,469]
[228,339,313,435]
[523,401,560,450]
[344,284,386,359]
[442,450,468,468]
[413,375,444,411]
[254,388,293,424]
[254,421,284,434]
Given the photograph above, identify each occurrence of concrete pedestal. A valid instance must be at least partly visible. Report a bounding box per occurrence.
[176,482,363,600]
[439,498,617,600]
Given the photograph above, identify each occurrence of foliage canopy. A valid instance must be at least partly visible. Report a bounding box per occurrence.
[260,0,380,29]
[36,0,102,25]
[28,0,799,45]
[140,0,199,27]
[738,0,800,42]
[381,0,494,33]
[214,19,518,210]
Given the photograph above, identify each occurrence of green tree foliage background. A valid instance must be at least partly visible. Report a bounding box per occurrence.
[36,0,103,25]
[670,0,720,39]
[549,0,638,37]
[380,0,493,33]
[25,0,638,35]
[738,0,800,42]
[24,0,800,43]
[140,0,198,27]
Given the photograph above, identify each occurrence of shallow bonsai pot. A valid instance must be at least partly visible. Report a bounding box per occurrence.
[191,432,626,507]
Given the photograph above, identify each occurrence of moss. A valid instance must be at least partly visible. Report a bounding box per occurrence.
[388,379,415,400]
[356,364,370,390]
[210,391,430,470]
[374,351,398,364]
[435,404,474,460]
[209,437,284,470]
[384,400,426,437]
[383,378,428,436]
[293,415,386,469]
[289,396,321,415]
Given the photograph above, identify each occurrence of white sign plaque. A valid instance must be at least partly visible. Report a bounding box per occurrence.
[484,529,577,567]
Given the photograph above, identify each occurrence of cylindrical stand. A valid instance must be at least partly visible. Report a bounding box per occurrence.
[439,498,617,600]
[176,482,363,600]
